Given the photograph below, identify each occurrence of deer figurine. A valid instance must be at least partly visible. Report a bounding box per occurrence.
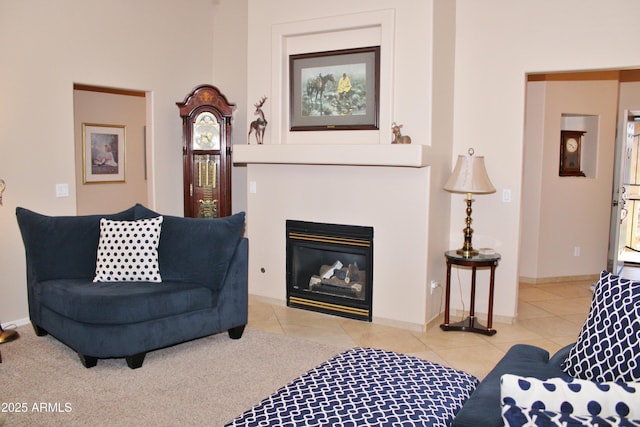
[248,96,268,144]
[391,122,412,144]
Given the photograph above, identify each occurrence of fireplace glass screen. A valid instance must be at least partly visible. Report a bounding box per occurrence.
[286,220,373,321]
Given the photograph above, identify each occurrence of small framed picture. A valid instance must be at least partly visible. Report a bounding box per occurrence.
[82,123,126,183]
[289,46,380,131]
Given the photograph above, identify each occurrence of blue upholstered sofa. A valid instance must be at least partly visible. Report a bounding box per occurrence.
[226,269,639,425]
[15,204,248,369]
[451,343,572,426]
[454,269,640,425]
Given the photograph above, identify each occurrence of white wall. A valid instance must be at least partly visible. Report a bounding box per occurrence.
[246,0,433,148]
[427,0,457,319]
[0,0,219,324]
[74,89,148,215]
[521,82,546,280]
[521,79,618,281]
[619,82,640,129]
[211,0,249,215]
[3,0,640,327]
[246,164,430,328]
[242,0,443,328]
[453,0,640,319]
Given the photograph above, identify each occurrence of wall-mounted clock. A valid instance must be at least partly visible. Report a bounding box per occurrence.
[559,130,586,177]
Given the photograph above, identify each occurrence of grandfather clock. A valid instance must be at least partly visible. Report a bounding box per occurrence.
[177,85,236,218]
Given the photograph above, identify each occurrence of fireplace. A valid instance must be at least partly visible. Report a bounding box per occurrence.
[286,220,373,321]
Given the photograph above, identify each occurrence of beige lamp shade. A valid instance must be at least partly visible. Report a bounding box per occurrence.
[444,149,496,194]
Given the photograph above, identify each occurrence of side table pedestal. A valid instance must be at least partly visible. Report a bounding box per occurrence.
[440,250,501,336]
[440,316,495,336]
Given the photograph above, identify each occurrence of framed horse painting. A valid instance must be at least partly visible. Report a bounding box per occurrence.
[289,46,380,131]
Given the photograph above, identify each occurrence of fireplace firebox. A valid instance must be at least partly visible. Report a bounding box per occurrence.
[286,220,373,321]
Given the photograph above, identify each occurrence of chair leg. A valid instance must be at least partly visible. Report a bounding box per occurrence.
[125,352,146,369]
[32,324,48,336]
[228,325,246,339]
[78,353,98,368]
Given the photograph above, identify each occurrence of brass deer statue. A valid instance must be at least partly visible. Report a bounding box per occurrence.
[391,122,412,144]
[248,96,268,144]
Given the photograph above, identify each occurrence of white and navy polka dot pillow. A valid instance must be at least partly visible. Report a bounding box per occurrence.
[93,216,163,283]
[500,374,640,426]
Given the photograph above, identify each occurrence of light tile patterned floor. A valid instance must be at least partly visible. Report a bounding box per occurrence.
[247,276,606,379]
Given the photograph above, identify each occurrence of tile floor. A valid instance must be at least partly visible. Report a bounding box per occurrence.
[248,274,609,380]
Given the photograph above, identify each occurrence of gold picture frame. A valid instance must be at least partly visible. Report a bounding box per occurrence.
[82,123,126,184]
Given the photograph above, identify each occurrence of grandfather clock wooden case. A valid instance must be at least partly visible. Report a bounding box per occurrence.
[177,85,236,218]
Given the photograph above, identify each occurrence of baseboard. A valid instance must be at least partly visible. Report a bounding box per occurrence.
[371,316,425,333]
[249,294,425,332]
[2,317,30,329]
[425,315,443,330]
[451,309,515,325]
[249,294,287,307]
[519,274,600,284]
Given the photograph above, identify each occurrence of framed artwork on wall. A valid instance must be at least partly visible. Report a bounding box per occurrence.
[82,123,126,183]
[289,46,380,131]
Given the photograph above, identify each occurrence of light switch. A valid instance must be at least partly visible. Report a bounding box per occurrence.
[249,181,257,194]
[56,183,69,198]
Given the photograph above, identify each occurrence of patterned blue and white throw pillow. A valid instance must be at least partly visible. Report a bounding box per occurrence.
[93,216,163,282]
[563,270,640,382]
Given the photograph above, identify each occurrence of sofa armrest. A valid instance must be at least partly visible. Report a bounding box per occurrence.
[217,238,248,331]
[452,344,570,427]
[144,212,246,291]
[548,343,574,367]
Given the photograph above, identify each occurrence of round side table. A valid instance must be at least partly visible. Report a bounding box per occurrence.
[440,250,501,336]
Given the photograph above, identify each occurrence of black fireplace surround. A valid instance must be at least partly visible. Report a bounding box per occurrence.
[286,220,373,321]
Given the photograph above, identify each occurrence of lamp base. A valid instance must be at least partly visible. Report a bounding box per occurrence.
[456,248,479,258]
[456,194,479,258]
[0,328,19,344]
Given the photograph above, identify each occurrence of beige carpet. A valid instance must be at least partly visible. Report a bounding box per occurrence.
[0,325,347,426]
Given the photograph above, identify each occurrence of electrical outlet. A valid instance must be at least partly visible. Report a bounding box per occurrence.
[574,246,581,257]
[430,280,440,295]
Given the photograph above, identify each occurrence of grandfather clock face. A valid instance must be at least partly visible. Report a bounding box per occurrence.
[192,112,220,150]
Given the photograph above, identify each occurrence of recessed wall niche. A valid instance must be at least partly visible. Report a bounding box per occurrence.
[561,114,598,177]
[270,9,394,146]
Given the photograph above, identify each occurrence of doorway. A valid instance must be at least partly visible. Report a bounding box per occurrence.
[73,84,150,215]
[521,70,640,284]
[615,113,640,267]
[520,72,619,283]
[608,73,640,274]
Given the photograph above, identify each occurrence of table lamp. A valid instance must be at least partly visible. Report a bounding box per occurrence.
[444,148,496,257]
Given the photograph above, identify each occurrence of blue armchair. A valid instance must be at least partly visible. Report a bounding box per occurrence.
[16,205,248,369]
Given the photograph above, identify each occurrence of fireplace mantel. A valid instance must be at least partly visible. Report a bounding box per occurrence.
[232,144,429,167]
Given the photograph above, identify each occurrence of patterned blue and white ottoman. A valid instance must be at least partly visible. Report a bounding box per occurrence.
[226,347,479,427]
